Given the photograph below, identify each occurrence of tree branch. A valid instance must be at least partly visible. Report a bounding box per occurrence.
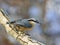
[0,9,45,45]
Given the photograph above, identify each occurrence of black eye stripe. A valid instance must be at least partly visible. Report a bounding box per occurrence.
[28,19,36,21]
[28,20,39,23]
[28,20,34,21]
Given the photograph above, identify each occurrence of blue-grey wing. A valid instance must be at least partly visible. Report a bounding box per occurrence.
[16,19,32,28]
[22,19,32,28]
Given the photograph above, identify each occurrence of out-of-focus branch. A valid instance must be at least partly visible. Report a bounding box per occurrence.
[0,9,45,45]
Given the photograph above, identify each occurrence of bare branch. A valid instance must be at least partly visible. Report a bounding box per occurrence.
[0,9,45,45]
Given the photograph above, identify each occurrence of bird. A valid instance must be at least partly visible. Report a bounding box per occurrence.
[6,18,40,33]
[0,9,40,34]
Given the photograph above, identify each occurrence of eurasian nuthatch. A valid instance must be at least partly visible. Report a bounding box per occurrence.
[0,9,40,33]
[7,18,40,32]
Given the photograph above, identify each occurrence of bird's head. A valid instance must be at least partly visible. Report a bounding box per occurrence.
[27,18,40,25]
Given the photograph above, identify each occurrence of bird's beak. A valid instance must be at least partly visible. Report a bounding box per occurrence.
[34,20,40,23]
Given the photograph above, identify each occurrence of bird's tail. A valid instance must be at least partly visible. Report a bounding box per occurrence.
[0,8,10,22]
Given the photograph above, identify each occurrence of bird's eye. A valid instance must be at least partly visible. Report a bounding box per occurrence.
[34,20,39,23]
[28,19,39,23]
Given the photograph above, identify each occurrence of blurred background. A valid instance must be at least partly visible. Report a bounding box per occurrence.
[0,0,60,45]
